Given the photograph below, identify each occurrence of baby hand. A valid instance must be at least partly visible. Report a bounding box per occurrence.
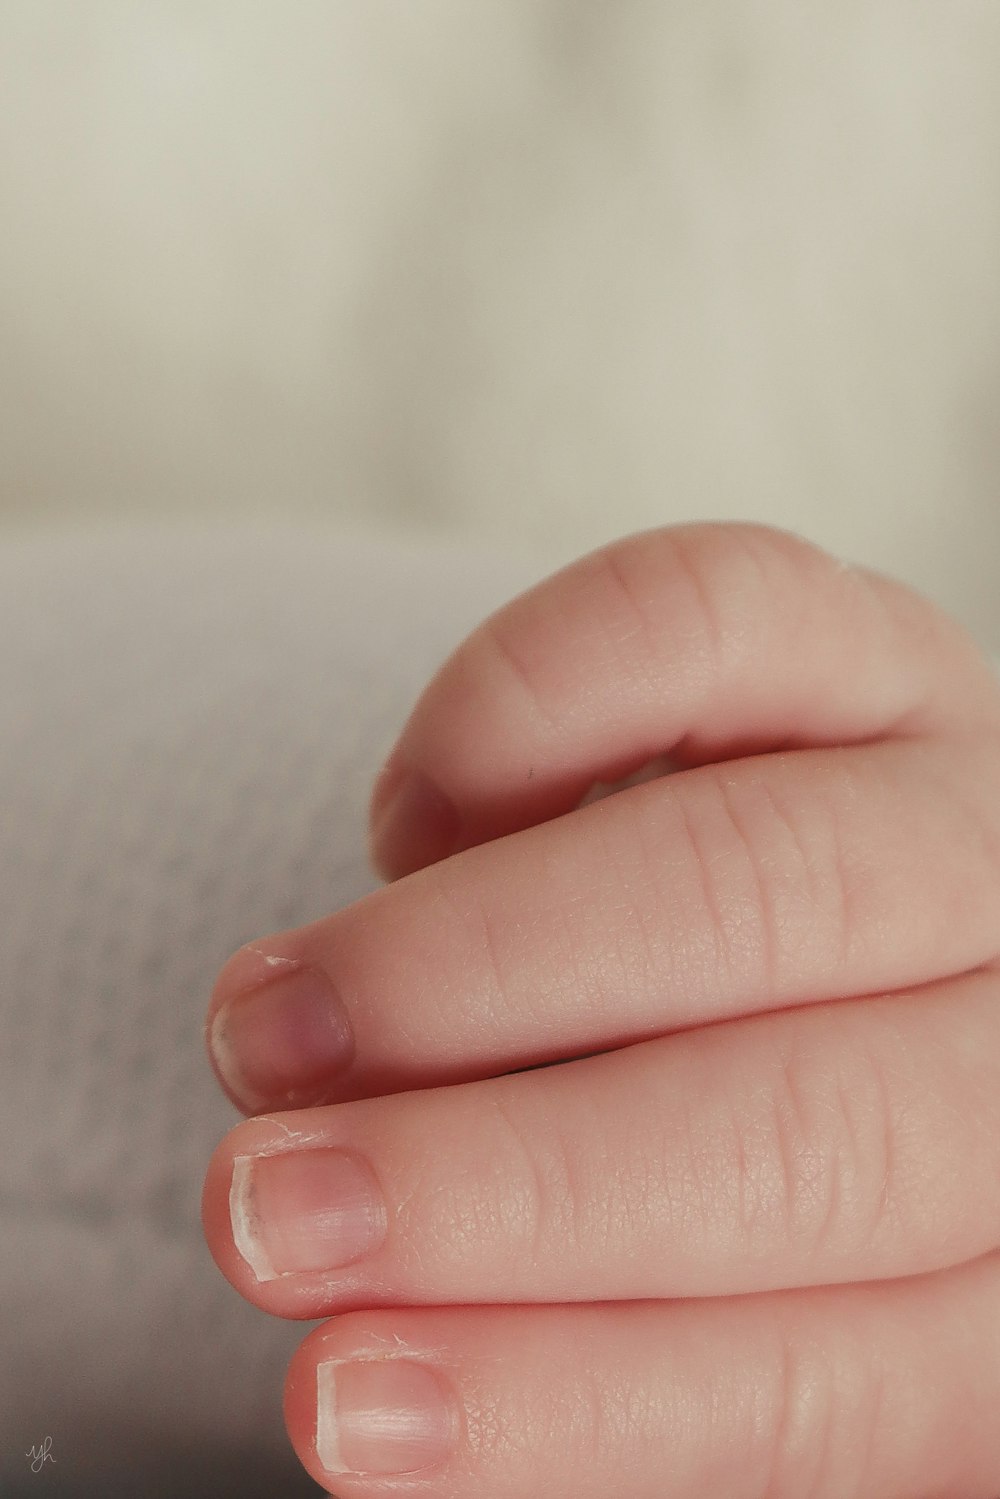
[202,522,1000,1498]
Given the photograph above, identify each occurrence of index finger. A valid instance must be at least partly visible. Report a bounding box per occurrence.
[367,521,1000,881]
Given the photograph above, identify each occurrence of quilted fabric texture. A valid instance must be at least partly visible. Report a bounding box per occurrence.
[0,520,544,1496]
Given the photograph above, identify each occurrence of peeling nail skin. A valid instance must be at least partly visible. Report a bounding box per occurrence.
[229,1155,279,1282]
[262,1117,325,1148]
[245,947,299,969]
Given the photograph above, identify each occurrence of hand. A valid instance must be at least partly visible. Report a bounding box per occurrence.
[201,522,1000,1497]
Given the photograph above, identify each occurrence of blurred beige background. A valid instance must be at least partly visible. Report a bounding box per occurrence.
[2,1,999,644]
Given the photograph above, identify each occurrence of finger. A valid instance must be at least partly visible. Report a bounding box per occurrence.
[206,729,1000,1112]
[202,965,1000,1317]
[282,1248,1000,1497]
[366,521,1000,881]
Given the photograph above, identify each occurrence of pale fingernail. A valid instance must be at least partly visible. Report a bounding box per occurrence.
[208,964,354,1110]
[230,1148,387,1282]
[316,1358,459,1476]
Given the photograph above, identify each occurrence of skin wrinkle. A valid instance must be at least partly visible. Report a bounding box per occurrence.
[466,888,510,1048]
[489,1090,556,1272]
[764,1333,795,1499]
[776,1333,837,1499]
[758,767,839,987]
[672,784,735,992]
[755,771,827,941]
[595,797,677,1040]
[594,541,663,676]
[773,1044,826,1259]
[833,1052,885,1264]
[670,1066,716,1268]
[822,769,859,974]
[855,1351,887,1499]
[549,1088,597,1260]
[816,1068,847,1269]
[804,1353,838,1499]
[599,795,667,1004]
[430,863,513,1050]
[713,770,782,1001]
[731,1087,753,1254]
[870,1043,902,1245]
[547,872,608,1042]
[661,527,730,676]
[482,612,562,738]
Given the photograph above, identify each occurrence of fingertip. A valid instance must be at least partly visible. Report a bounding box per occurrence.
[282,1333,319,1479]
[204,941,304,1112]
[368,761,464,880]
[200,1111,346,1319]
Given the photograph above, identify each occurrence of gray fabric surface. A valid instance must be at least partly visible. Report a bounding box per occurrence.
[1,519,544,1495]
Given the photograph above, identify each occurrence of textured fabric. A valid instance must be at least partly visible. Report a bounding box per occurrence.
[1,520,545,1496]
[2,521,998,1495]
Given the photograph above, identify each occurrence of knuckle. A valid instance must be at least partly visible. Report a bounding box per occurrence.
[755,1036,899,1265]
[705,765,862,991]
[754,1048,830,1254]
[488,1092,583,1265]
[763,1330,879,1499]
[754,768,862,973]
[532,1366,629,1473]
[660,521,827,620]
[480,613,561,734]
[593,523,791,686]
[708,772,785,991]
[764,1334,833,1499]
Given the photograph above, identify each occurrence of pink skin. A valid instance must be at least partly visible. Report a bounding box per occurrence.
[201,522,1000,1496]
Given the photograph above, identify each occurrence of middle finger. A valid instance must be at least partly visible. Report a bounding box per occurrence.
[203,961,1000,1320]
[206,732,1000,1115]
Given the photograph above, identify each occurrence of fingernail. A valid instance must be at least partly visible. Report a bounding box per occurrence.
[230,1148,387,1282]
[208,964,354,1111]
[370,760,462,878]
[316,1358,459,1476]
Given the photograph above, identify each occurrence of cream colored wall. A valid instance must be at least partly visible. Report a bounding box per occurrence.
[2,3,999,643]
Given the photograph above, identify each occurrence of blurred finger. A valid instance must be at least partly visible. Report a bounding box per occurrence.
[367,521,1000,880]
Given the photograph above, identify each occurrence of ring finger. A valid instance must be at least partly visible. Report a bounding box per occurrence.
[203,963,1000,1318]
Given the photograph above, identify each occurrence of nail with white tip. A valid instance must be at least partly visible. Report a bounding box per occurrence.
[316,1358,458,1475]
[229,1148,387,1283]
